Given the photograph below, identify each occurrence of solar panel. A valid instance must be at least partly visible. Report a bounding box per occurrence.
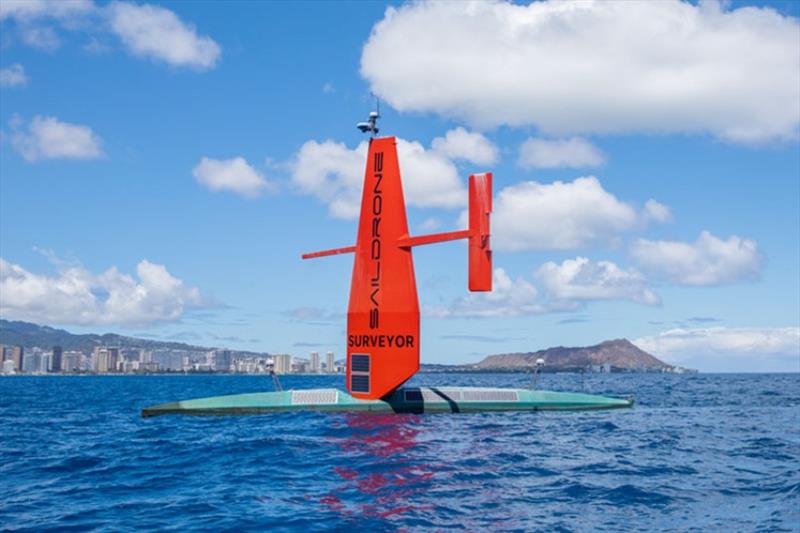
[351,354,370,373]
[350,374,370,393]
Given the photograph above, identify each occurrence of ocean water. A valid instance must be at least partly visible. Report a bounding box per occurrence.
[1,373,798,532]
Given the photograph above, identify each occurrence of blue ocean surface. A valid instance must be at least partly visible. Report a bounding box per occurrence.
[1,373,798,532]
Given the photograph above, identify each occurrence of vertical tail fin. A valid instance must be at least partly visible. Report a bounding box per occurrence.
[468,173,492,292]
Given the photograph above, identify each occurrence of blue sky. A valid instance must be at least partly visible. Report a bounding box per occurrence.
[1,0,798,372]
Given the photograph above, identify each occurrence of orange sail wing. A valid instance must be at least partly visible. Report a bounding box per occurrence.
[345,137,419,399]
[303,136,492,399]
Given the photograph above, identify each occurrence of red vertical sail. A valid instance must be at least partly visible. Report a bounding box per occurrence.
[346,137,420,399]
[468,173,492,292]
[302,136,492,400]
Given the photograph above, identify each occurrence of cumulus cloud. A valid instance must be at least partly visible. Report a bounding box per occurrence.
[518,137,604,169]
[643,199,672,223]
[490,176,664,251]
[10,115,103,162]
[0,257,204,326]
[0,64,29,87]
[431,127,498,166]
[0,0,95,51]
[631,231,762,286]
[193,157,273,198]
[361,1,800,143]
[290,134,468,219]
[428,268,543,318]
[0,0,94,22]
[429,259,659,318]
[107,2,221,70]
[535,257,660,306]
[634,327,800,370]
[1,1,221,70]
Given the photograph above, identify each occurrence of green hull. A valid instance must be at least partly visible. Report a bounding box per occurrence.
[141,387,633,417]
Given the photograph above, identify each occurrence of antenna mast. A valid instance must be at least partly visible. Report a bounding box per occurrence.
[356,97,381,136]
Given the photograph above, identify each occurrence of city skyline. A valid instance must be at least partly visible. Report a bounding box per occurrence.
[1,1,799,372]
[1,340,343,376]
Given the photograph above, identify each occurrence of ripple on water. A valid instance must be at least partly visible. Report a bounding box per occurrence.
[0,373,798,531]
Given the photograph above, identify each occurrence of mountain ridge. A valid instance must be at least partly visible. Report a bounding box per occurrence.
[475,338,671,371]
[0,319,264,355]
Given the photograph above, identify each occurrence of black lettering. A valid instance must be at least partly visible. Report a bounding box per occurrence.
[379,336,385,347]
[396,336,405,348]
[369,309,379,329]
[371,239,380,260]
[370,263,380,286]
[387,335,394,347]
[406,335,414,348]
[370,288,379,306]
[374,152,383,172]
[373,173,382,194]
[348,335,354,347]
[372,194,382,216]
[371,217,381,239]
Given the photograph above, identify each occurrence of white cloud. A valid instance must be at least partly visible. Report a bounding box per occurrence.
[1,1,221,70]
[518,137,604,169]
[491,176,647,251]
[20,25,61,50]
[0,257,204,326]
[361,1,800,143]
[535,257,660,306]
[431,127,498,166]
[0,64,29,87]
[107,2,221,70]
[429,268,544,318]
[0,0,95,50]
[419,217,441,231]
[290,134,467,219]
[11,115,103,162]
[643,199,672,223]
[0,0,94,22]
[631,231,762,286]
[634,327,800,369]
[290,140,366,219]
[193,157,273,198]
[430,259,659,318]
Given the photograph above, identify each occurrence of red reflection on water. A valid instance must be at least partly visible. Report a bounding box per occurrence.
[320,413,437,521]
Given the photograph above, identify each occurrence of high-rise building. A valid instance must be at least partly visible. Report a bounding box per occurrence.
[38,352,50,373]
[107,348,120,372]
[153,350,185,371]
[63,351,82,372]
[51,346,63,373]
[93,347,109,373]
[6,346,23,371]
[310,352,320,373]
[22,353,37,373]
[214,350,232,372]
[21,349,47,373]
[326,351,335,373]
[273,354,292,374]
